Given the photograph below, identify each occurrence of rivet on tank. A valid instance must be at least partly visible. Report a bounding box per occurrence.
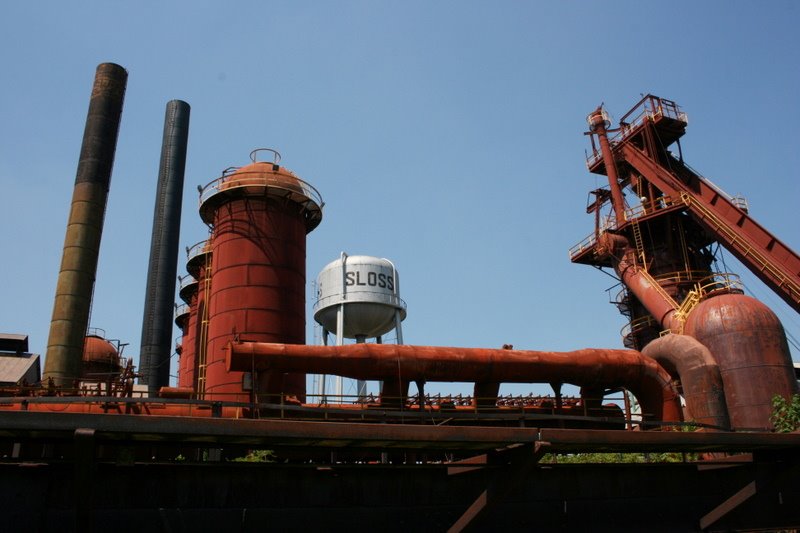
[198,149,323,402]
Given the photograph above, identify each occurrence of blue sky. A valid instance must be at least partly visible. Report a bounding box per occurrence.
[1,2,798,396]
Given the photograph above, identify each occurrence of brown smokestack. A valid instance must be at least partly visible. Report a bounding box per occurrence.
[43,63,127,388]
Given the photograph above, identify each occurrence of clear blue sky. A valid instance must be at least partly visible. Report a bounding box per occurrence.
[1,1,798,396]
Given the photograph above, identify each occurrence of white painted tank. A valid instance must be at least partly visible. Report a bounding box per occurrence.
[313,254,406,339]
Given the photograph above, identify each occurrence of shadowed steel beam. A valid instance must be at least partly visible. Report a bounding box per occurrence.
[44,63,127,387]
[139,100,190,393]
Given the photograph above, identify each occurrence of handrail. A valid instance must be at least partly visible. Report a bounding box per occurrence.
[179,276,198,291]
[635,267,680,310]
[313,291,407,312]
[680,192,800,303]
[174,303,190,319]
[620,315,658,340]
[586,96,688,168]
[569,195,681,261]
[199,170,323,209]
[623,194,679,221]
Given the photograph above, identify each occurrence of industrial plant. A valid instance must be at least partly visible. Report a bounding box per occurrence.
[1,63,799,531]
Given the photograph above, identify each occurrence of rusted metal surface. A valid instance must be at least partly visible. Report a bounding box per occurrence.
[200,159,323,402]
[642,334,729,430]
[596,232,680,331]
[44,63,127,387]
[620,141,800,313]
[586,107,626,227]
[158,386,194,399]
[183,245,211,392]
[81,334,121,378]
[3,410,800,452]
[227,342,682,423]
[685,293,798,430]
[1,399,247,419]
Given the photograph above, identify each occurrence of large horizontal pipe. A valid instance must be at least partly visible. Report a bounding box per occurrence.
[642,334,729,430]
[227,342,682,423]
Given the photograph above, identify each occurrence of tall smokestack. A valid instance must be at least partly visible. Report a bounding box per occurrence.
[43,63,127,388]
[139,100,191,394]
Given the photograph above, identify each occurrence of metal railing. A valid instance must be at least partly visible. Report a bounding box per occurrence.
[680,192,800,303]
[186,239,211,261]
[586,95,688,168]
[313,291,407,313]
[199,170,323,210]
[174,303,190,319]
[179,275,198,291]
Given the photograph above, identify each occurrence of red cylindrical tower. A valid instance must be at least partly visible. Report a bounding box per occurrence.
[685,293,798,431]
[199,150,322,402]
[175,273,198,389]
[184,240,213,394]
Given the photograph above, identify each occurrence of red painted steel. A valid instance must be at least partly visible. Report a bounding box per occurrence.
[685,293,798,430]
[619,132,800,313]
[185,243,212,393]
[596,232,680,331]
[587,107,627,227]
[82,335,120,378]
[201,162,321,402]
[227,342,683,424]
[641,334,729,429]
[177,285,198,389]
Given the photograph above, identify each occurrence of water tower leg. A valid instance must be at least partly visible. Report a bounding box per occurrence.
[319,329,329,404]
[394,309,404,344]
[355,334,367,401]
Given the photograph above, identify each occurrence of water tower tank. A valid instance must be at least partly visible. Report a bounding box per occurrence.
[314,255,406,339]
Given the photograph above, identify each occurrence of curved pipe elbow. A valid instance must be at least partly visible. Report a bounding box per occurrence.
[642,334,729,430]
[227,342,682,426]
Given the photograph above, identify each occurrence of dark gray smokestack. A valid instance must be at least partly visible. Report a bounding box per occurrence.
[44,63,127,388]
[139,100,190,394]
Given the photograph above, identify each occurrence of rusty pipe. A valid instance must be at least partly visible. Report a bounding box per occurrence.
[642,334,729,430]
[227,342,682,424]
[588,107,626,227]
[598,232,680,331]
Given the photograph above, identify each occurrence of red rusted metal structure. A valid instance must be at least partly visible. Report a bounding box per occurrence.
[6,66,800,530]
[227,342,682,424]
[197,150,323,402]
[573,95,799,431]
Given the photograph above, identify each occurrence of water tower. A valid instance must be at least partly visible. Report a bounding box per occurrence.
[313,253,407,400]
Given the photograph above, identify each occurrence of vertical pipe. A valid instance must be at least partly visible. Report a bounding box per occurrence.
[588,108,626,227]
[44,63,127,388]
[139,100,191,394]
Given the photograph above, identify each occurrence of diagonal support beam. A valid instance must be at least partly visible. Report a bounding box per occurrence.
[699,480,756,530]
[448,441,551,533]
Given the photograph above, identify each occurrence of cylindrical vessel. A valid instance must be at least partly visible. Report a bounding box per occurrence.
[314,255,406,338]
[82,334,121,379]
[186,241,212,394]
[44,63,127,388]
[199,152,322,402]
[139,100,190,393]
[685,293,798,430]
[176,276,198,390]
